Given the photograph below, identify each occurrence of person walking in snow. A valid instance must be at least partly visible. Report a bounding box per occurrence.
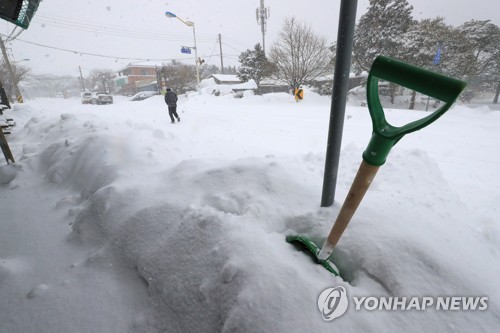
[164,88,180,124]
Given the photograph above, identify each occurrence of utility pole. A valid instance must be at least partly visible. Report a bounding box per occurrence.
[0,36,23,103]
[218,33,224,74]
[256,0,270,55]
[79,66,85,92]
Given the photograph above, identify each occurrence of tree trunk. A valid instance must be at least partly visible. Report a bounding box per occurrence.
[409,90,416,110]
[390,83,396,104]
[494,80,500,104]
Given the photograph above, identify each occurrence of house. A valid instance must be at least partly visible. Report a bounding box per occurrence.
[208,74,242,85]
[115,62,162,95]
[257,78,290,95]
[199,75,257,96]
[308,73,368,96]
[208,75,290,95]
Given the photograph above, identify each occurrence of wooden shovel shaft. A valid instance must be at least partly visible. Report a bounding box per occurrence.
[318,160,379,260]
[0,129,15,164]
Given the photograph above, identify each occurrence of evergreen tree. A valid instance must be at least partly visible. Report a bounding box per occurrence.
[353,0,415,104]
[237,43,271,86]
[223,66,238,75]
[398,18,450,69]
[353,0,500,105]
[396,18,455,108]
[433,20,500,102]
[456,20,500,100]
[353,0,415,73]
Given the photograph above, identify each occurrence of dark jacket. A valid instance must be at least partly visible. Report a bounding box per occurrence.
[164,91,178,107]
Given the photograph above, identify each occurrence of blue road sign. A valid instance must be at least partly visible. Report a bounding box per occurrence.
[433,45,441,65]
[181,47,191,54]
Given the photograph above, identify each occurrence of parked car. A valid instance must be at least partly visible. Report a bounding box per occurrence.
[130,91,156,101]
[91,92,113,105]
[81,92,93,104]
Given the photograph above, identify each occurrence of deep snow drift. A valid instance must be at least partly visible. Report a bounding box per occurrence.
[1,91,499,332]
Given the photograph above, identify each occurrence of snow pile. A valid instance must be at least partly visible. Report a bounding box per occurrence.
[198,77,257,97]
[1,94,499,332]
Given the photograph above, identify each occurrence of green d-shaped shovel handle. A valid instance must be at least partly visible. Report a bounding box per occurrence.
[363,56,467,166]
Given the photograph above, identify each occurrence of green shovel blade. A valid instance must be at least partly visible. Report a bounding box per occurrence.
[286,235,340,276]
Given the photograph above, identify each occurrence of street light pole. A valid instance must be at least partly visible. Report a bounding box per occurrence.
[191,22,200,85]
[165,11,200,86]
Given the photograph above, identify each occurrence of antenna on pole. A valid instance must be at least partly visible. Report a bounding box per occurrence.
[256,0,270,55]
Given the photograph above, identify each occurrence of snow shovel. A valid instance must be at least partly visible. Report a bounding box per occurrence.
[287,55,466,276]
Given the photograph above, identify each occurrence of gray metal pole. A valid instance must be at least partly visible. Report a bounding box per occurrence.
[192,23,200,85]
[321,0,358,207]
[256,0,269,55]
[261,0,266,53]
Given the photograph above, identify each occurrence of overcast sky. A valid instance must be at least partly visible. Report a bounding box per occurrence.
[2,0,499,77]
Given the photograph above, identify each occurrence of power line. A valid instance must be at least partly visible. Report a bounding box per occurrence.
[33,14,217,42]
[4,26,24,42]
[204,39,220,63]
[34,20,216,42]
[7,13,249,67]
[3,33,241,67]
[38,13,217,36]
[2,9,248,69]
[2,33,195,62]
[222,36,253,49]
[221,42,243,53]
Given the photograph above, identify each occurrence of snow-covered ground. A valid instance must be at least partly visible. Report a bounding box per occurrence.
[1,90,499,332]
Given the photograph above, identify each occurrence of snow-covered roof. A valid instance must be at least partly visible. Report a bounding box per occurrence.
[209,74,241,84]
[230,79,257,91]
[199,78,257,94]
[119,61,164,72]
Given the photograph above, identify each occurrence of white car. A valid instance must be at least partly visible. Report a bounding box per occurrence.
[90,92,113,105]
[130,91,156,101]
[81,92,93,104]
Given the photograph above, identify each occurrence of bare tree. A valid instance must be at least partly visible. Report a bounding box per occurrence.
[87,69,116,94]
[0,61,30,101]
[160,61,197,94]
[269,17,333,90]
